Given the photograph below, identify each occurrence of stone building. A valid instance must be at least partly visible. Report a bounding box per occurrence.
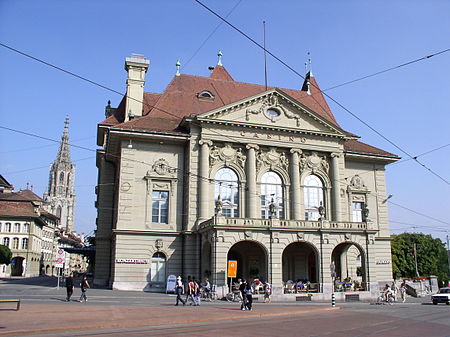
[94,53,399,299]
[43,118,76,232]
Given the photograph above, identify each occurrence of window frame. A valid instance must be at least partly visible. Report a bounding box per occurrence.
[214,167,240,218]
[260,171,284,219]
[151,190,169,224]
[303,174,324,221]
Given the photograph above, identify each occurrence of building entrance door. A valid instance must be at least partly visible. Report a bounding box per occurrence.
[227,241,267,283]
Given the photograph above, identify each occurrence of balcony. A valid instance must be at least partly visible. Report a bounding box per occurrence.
[198,215,374,232]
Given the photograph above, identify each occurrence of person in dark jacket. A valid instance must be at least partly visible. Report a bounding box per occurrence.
[65,273,74,302]
[239,279,248,310]
[79,274,90,302]
[245,282,253,311]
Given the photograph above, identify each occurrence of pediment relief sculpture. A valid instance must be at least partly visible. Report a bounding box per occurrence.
[348,174,368,192]
[210,144,246,168]
[148,158,177,177]
[256,148,289,172]
[245,92,302,127]
[299,151,329,174]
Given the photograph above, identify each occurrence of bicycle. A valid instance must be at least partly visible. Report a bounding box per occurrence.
[375,292,395,305]
[200,286,218,301]
[226,289,243,302]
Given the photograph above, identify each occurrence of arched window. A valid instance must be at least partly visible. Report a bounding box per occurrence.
[260,171,284,219]
[23,223,29,233]
[3,237,10,247]
[12,237,19,249]
[304,175,324,221]
[14,223,20,232]
[5,223,11,232]
[59,172,64,184]
[56,206,62,219]
[151,252,166,283]
[215,168,239,218]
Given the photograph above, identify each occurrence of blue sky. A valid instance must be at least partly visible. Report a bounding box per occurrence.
[1,1,449,242]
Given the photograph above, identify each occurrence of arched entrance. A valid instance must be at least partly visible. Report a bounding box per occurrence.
[282,242,319,284]
[11,257,24,276]
[332,242,367,291]
[201,241,212,279]
[227,241,267,282]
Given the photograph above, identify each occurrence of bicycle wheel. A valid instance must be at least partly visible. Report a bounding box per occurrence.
[210,292,218,301]
[226,292,234,302]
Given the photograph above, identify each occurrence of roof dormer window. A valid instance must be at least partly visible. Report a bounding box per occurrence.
[197,90,215,100]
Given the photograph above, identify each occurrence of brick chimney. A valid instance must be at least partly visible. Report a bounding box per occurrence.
[124,54,149,121]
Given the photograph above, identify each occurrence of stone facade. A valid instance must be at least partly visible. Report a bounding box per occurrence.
[94,54,399,299]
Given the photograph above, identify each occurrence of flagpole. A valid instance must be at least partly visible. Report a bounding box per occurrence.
[413,243,420,277]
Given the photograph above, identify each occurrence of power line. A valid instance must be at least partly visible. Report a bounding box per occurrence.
[181,0,242,70]
[323,49,450,91]
[193,0,450,186]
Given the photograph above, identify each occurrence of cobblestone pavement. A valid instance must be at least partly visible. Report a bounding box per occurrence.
[1,277,448,337]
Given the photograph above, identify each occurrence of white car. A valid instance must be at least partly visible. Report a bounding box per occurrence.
[431,287,450,305]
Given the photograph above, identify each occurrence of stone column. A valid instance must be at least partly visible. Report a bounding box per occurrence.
[246,144,259,218]
[199,140,212,220]
[290,149,302,220]
[331,153,342,222]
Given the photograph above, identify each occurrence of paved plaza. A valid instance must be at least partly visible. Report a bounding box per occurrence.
[0,277,449,336]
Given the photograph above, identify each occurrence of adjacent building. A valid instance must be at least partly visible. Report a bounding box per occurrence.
[94,53,399,299]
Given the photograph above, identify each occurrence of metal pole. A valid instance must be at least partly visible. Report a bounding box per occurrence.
[414,243,420,277]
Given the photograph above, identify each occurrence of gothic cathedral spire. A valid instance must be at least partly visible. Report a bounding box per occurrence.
[43,117,76,232]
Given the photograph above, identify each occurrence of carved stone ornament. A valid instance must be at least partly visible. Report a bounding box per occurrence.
[297,232,304,241]
[345,233,352,241]
[245,92,295,124]
[150,158,177,176]
[155,239,163,250]
[209,144,246,168]
[256,148,289,172]
[299,152,329,174]
[349,174,367,191]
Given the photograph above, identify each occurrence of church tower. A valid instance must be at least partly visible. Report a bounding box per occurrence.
[43,117,76,232]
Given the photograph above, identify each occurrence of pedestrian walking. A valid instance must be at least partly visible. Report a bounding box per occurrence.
[193,279,201,306]
[79,274,90,302]
[65,273,74,302]
[245,282,254,311]
[239,279,248,310]
[400,281,407,303]
[187,278,198,306]
[175,276,186,306]
[263,281,272,303]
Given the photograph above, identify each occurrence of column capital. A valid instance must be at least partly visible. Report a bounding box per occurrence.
[331,152,341,158]
[199,139,213,147]
[290,148,303,155]
[246,144,259,150]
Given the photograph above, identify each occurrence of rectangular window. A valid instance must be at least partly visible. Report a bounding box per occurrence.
[12,238,19,249]
[14,223,20,232]
[152,191,169,224]
[3,237,10,247]
[22,238,28,250]
[5,223,11,232]
[23,224,29,233]
[352,202,363,222]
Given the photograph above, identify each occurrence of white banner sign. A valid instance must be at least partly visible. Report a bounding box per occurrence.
[55,248,65,268]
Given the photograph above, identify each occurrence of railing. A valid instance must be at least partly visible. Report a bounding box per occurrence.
[199,216,369,232]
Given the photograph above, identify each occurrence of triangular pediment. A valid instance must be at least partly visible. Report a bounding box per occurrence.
[196,89,344,136]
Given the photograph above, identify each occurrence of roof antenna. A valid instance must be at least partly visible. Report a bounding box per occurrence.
[217,50,223,66]
[263,21,268,90]
[175,60,181,76]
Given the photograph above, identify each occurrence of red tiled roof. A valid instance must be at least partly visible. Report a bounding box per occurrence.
[210,65,234,81]
[344,139,398,158]
[0,189,42,202]
[0,200,39,217]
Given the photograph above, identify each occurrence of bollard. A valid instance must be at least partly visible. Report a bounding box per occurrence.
[331,292,336,307]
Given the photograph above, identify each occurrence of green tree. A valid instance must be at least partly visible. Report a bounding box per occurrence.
[0,244,12,265]
[391,233,449,286]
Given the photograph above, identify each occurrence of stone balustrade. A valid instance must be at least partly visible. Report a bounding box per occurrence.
[198,216,371,232]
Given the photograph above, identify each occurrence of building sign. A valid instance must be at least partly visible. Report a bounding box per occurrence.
[376,260,391,265]
[228,260,237,278]
[115,258,149,264]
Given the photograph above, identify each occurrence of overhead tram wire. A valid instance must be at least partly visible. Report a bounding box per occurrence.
[2,40,449,186]
[1,45,449,224]
[323,49,450,91]
[181,0,242,70]
[193,0,450,186]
